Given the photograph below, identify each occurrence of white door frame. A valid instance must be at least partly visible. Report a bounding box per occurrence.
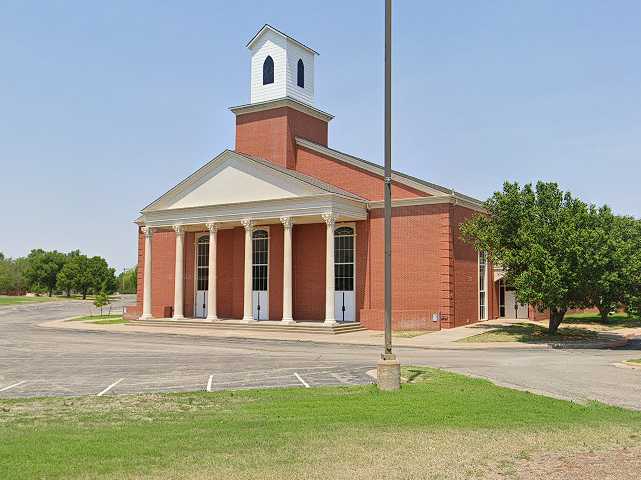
[334,222,356,322]
[252,226,270,320]
[194,233,209,318]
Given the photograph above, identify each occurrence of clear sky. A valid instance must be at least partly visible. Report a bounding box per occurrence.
[2,1,640,271]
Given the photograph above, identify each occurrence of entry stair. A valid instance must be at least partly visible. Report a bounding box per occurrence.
[128,318,366,335]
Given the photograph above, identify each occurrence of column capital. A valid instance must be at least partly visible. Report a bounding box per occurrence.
[142,226,154,238]
[241,218,254,231]
[205,222,219,233]
[280,216,293,229]
[172,225,185,236]
[321,211,337,227]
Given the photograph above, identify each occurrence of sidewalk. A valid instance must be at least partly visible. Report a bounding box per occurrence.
[40,316,637,350]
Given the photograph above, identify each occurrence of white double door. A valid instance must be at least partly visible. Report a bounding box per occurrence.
[505,290,528,319]
[196,290,207,318]
[335,290,355,322]
[252,290,269,321]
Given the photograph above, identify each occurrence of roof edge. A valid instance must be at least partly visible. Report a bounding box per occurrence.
[230,97,334,122]
[246,24,319,55]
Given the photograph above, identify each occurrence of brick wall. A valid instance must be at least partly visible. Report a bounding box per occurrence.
[295,146,425,201]
[292,223,326,320]
[235,107,328,169]
[361,205,445,330]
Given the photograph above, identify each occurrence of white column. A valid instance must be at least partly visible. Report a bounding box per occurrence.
[172,225,185,320]
[140,226,153,319]
[322,212,337,325]
[280,216,294,323]
[241,218,255,322]
[205,222,218,321]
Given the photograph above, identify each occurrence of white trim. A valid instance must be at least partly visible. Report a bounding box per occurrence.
[252,225,270,320]
[194,233,210,318]
[368,195,486,213]
[334,222,356,323]
[247,24,319,55]
[230,97,333,122]
[478,251,489,321]
[138,194,367,227]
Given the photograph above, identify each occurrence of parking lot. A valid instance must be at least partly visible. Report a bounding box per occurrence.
[0,296,375,398]
[2,297,641,410]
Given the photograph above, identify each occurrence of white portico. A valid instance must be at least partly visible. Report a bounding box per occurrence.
[135,149,367,325]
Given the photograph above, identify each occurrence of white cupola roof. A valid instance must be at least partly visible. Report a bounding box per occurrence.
[246,24,317,106]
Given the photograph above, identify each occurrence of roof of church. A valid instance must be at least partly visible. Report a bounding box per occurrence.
[246,24,319,55]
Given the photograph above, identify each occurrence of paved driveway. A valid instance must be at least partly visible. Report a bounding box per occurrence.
[1,298,641,410]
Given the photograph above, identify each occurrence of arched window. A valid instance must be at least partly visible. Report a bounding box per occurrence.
[297,59,304,88]
[263,56,274,85]
[334,227,354,292]
[252,230,269,292]
[197,235,209,292]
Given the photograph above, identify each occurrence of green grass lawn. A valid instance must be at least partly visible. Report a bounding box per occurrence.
[563,311,641,330]
[68,314,126,325]
[459,322,599,344]
[0,295,63,306]
[1,367,640,480]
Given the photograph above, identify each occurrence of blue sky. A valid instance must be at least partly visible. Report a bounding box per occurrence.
[2,1,640,271]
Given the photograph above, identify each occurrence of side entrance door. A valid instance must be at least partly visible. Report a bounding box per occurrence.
[252,229,269,320]
[334,225,355,322]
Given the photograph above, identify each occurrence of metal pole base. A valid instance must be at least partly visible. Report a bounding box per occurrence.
[377,354,401,391]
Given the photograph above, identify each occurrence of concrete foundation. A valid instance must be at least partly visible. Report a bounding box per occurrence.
[377,356,401,391]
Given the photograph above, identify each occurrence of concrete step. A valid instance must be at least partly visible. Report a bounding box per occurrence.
[128,319,367,335]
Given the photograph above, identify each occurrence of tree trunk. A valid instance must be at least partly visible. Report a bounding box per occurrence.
[48,288,52,297]
[82,289,87,300]
[598,305,610,323]
[66,289,71,298]
[548,308,567,335]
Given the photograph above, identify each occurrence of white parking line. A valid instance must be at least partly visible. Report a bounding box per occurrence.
[206,375,214,392]
[0,380,26,392]
[96,378,124,397]
[294,372,310,388]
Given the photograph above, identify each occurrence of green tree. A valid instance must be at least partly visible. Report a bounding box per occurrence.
[55,250,82,297]
[94,292,110,316]
[117,267,138,294]
[23,249,67,297]
[580,209,641,322]
[88,256,116,295]
[460,181,593,334]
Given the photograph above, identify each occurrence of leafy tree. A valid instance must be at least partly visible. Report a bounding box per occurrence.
[117,267,138,294]
[460,181,593,334]
[88,256,116,295]
[23,249,67,297]
[55,250,82,297]
[94,292,110,316]
[0,253,13,293]
[580,209,641,322]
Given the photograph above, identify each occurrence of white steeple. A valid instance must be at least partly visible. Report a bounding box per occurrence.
[246,25,317,106]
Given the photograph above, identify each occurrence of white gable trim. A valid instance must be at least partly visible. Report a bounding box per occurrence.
[137,194,367,227]
[247,24,319,55]
[142,150,330,213]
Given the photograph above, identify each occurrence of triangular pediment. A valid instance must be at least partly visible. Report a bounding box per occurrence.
[142,150,327,212]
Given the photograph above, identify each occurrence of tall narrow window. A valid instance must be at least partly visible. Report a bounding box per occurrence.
[335,227,354,292]
[297,58,304,88]
[197,236,209,292]
[252,230,268,292]
[479,252,488,320]
[262,56,274,85]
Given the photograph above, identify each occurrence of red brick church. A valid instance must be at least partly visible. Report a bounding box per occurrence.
[127,25,503,331]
